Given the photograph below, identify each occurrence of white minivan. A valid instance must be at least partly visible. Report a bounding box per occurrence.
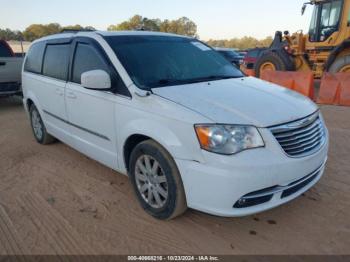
[22,31,329,220]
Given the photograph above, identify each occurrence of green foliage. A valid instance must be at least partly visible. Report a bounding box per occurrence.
[62,24,96,31]
[0,28,23,41]
[108,15,197,37]
[22,24,95,41]
[206,36,273,50]
[22,23,61,41]
[1,17,270,50]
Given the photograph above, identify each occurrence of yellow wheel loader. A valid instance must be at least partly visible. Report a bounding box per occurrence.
[255,0,350,78]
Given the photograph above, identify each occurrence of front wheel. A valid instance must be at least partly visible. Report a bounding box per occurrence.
[329,55,350,73]
[255,51,295,78]
[129,140,187,220]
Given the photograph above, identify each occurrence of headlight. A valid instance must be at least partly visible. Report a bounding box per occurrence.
[195,124,264,155]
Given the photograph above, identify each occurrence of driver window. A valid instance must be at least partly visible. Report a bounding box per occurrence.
[329,2,342,25]
[72,43,109,84]
[348,9,350,26]
[320,3,331,28]
[319,0,342,41]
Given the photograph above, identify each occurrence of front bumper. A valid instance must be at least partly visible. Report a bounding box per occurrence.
[176,127,329,217]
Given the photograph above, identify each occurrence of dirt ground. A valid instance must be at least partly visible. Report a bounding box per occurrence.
[0,97,349,255]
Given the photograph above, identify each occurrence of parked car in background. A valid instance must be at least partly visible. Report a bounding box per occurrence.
[22,31,328,220]
[0,40,24,97]
[238,51,248,57]
[215,47,244,67]
[242,47,267,70]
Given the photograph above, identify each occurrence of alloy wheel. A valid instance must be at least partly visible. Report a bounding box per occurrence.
[135,155,168,209]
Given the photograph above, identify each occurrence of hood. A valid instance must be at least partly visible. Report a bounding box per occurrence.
[152,77,318,127]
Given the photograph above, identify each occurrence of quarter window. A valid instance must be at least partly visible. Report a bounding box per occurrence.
[72,43,109,84]
[24,42,45,74]
[42,44,70,81]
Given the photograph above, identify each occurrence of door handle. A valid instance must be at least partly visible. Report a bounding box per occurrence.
[55,88,63,96]
[66,91,77,99]
[0,62,6,66]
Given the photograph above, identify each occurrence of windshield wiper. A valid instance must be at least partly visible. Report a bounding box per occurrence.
[181,75,242,84]
[156,75,241,87]
[156,78,190,87]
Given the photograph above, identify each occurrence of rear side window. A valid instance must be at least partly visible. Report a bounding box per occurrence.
[42,44,70,81]
[72,43,109,84]
[0,42,13,57]
[24,42,45,74]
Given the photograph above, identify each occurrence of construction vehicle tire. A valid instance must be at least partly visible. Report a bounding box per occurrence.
[255,50,295,78]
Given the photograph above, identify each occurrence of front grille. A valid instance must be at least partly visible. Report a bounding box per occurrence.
[270,112,326,157]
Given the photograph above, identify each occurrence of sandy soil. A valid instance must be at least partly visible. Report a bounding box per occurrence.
[0,97,349,255]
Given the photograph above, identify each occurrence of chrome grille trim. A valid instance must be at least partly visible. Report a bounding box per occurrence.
[280,129,323,147]
[274,120,322,139]
[270,112,326,157]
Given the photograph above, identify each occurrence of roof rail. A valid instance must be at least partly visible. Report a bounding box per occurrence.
[60,29,96,34]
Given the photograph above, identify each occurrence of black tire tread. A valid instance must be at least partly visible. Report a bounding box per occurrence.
[255,50,295,77]
[29,105,56,145]
[329,55,350,73]
[129,140,187,220]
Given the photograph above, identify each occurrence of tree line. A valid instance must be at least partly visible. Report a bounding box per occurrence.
[0,24,96,42]
[108,15,198,38]
[207,36,273,50]
[1,15,272,49]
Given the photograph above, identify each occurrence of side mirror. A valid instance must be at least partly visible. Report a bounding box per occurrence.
[301,4,307,15]
[81,70,111,90]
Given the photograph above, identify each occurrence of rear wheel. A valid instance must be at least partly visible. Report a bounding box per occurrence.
[329,55,350,73]
[29,105,56,145]
[129,140,187,220]
[255,51,295,77]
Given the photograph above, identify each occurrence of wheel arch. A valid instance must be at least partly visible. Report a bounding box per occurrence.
[26,98,34,111]
[119,119,203,174]
[123,134,152,173]
[325,40,350,71]
[23,91,43,117]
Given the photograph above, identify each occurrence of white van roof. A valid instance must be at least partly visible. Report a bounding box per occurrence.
[33,30,192,44]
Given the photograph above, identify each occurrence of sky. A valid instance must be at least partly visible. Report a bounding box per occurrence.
[0,0,314,40]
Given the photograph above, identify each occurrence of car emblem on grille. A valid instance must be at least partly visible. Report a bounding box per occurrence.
[286,112,319,128]
[270,111,325,158]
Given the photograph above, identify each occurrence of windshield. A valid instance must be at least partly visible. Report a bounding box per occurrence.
[105,35,244,90]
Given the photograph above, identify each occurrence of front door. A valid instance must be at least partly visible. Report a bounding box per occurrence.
[65,39,118,170]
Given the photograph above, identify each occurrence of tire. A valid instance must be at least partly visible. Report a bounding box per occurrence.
[129,140,187,220]
[29,105,56,145]
[255,50,295,78]
[329,55,350,73]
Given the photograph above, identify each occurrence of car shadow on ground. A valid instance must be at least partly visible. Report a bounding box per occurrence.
[0,96,23,111]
